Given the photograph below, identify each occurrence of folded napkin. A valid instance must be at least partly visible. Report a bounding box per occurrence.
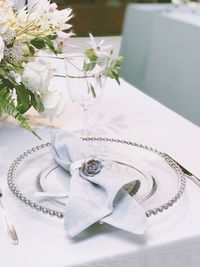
[51,130,148,237]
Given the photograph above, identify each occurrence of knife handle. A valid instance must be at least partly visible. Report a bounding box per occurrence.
[0,202,19,245]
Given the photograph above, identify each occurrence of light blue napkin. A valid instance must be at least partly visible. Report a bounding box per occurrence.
[51,130,148,237]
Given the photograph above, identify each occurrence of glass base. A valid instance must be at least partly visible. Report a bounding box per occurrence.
[70,128,101,138]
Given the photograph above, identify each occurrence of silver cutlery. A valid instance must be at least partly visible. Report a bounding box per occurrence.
[164,153,200,187]
[0,188,19,245]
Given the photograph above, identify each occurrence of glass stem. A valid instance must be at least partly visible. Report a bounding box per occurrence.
[82,105,88,136]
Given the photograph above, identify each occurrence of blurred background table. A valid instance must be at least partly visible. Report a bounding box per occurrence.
[120,3,200,126]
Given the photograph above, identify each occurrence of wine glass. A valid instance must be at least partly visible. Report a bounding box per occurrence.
[64,54,108,135]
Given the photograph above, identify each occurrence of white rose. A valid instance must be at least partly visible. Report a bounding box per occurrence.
[0,35,5,62]
[22,60,54,94]
[41,90,65,118]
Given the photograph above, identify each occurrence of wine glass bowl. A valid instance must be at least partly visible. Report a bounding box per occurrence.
[64,54,108,134]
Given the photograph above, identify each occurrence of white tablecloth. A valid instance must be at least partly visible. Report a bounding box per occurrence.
[120,4,200,126]
[0,70,200,266]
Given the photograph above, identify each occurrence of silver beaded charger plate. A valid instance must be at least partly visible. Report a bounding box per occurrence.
[7,138,186,219]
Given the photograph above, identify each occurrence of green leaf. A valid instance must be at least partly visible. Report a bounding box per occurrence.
[0,68,9,78]
[0,105,2,117]
[0,88,41,139]
[106,56,123,85]
[83,49,98,72]
[83,62,91,72]
[44,37,57,54]
[85,49,97,62]
[15,84,31,114]
[28,45,35,55]
[112,70,120,85]
[31,93,44,113]
[31,38,46,49]
[90,84,96,98]
[47,34,57,40]
[0,73,15,88]
[83,61,96,72]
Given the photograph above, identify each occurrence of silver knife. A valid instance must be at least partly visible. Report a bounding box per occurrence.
[0,189,19,245]
[164,153,200,187]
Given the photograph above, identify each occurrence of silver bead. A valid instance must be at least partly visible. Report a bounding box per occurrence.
[152,209,158,215]
[180,188,184,194]
[36,205,41,211]
[30,203,35,208]
[42,208,48,214]
[158,206,164,213]
[25,200,30,205]
[146,210,152,217]
[56,212,63,219]
[10,185,15,190]
[163,204,169,210]
[49,210,55,216]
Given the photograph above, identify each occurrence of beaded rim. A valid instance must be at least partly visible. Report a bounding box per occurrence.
[7,138,186,219]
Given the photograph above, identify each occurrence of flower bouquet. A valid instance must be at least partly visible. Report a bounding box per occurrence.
[0,0,122,138]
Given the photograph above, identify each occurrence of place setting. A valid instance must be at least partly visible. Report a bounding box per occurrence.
[3,125,200,244]
[0,1,200,267]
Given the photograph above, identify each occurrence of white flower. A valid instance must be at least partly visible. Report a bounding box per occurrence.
[22,60,54,94]
[11,0,25,9]
[41,90,65,118]
[28,0,49,14]
[50,8,73,31]
[87,33,112,58]
[28,0,73,33]
[5,41,24,61]
[0,3,16,34]
[0,14,9,34]
[1,29,16,44]
[0,0,13,8]
[49,3,57,12]
[0,35,5,62]
[53,31,75,52]
[17,6,29,24]
[9,71,21,84]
